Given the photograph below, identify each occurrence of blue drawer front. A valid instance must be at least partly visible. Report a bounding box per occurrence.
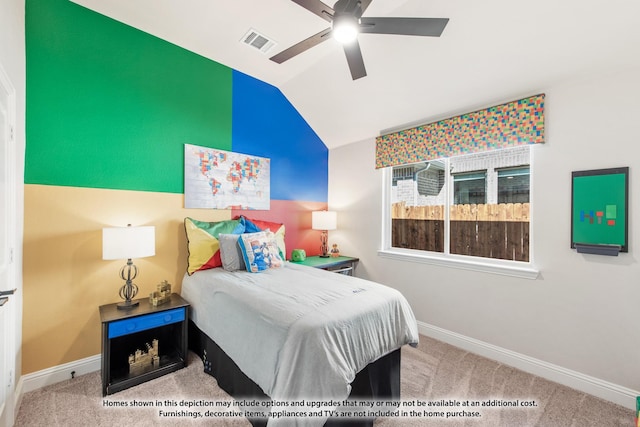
[108,308,185,339]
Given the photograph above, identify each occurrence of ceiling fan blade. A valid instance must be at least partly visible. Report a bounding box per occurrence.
[343,40,367,80]
[270,27,332,63]
[359,17,449,37]
[291,0,334,23]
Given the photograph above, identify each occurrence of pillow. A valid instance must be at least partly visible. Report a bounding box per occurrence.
[218,233,246,272]
[237,231,284,273]
[239,216,286,260]
[184,217,245,275]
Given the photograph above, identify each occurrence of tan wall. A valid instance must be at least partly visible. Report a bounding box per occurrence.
[22,184,232,374]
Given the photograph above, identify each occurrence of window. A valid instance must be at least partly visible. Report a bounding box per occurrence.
[498,167,530,203]
[386,146,531,263]
[453,172,486,204]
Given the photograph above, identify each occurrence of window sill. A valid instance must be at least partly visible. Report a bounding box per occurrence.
[377,248,539,280]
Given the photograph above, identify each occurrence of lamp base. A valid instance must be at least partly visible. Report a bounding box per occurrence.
[116,300,139,310]
[117,265,140,310]
[319,231,330,259]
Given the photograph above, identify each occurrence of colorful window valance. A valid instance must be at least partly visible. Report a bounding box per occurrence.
[375,94,545,169]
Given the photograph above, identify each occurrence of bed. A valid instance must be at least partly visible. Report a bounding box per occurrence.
[181,261,418,427]
[180,216,418,426]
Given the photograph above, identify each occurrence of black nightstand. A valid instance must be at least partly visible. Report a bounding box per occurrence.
[291,255,359,276]
[99,294,190,396]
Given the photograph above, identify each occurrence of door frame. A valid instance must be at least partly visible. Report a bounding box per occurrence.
[0,60,19,427]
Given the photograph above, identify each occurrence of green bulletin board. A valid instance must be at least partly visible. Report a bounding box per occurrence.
[571,167,629,254]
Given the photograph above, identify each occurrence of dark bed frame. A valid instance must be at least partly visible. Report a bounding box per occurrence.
[188,320,401,427]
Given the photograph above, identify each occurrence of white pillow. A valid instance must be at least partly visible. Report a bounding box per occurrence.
[237,231,284,273]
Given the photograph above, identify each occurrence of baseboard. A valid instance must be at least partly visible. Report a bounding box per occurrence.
[417,321,639,411]
[20,354,101,395]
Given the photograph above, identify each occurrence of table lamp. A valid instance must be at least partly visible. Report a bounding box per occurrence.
[102,224,155,310]
[312,211,337,258]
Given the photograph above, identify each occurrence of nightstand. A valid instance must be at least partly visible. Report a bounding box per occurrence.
[292,255,359,276]
[99,294,190,396]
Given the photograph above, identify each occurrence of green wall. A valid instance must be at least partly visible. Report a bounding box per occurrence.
[25,0,233,193]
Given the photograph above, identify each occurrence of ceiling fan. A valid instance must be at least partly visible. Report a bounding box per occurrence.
[270,0,449,80]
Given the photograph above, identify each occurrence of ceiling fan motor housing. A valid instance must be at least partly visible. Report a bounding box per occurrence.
[333,0,363,19]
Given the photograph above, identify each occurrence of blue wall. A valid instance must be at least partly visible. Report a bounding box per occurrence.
[232,71,328,202]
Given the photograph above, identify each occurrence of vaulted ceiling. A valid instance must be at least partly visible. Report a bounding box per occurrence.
[70,0,640,148]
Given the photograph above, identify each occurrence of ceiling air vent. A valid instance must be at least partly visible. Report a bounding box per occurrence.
[241,29,276,54]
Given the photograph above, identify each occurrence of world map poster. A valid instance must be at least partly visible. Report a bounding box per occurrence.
[184,144,270,210]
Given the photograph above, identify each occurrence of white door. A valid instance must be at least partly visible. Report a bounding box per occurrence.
[0,63,17,427]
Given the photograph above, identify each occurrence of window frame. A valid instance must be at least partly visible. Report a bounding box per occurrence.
[379,148,538,280]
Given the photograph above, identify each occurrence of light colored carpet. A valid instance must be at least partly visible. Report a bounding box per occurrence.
[14,335,633,426]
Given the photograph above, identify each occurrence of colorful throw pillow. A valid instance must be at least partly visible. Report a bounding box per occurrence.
[218,233,246,272]
[240,216,286,260]
[184,217,245,275]
[238,231,284,273]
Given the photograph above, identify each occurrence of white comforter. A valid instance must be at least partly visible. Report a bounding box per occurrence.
[181,262,418,426]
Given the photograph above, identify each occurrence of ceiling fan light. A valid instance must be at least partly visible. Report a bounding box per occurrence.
[332,17,359,44]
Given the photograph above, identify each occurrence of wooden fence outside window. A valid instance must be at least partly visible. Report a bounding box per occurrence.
[391,202,530,262]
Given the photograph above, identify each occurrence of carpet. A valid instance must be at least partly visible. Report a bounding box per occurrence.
[14,335,633,426]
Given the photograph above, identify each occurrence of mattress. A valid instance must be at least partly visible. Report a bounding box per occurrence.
[181,262,418,426]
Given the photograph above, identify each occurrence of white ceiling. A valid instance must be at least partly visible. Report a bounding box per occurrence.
[70,0,640,149]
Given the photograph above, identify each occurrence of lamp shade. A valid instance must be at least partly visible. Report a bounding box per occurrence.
[312,211,337,231]
[102,225,155,260]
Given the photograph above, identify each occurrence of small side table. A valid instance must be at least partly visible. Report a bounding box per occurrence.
[99,294,190,396]
[292,255,359,276]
